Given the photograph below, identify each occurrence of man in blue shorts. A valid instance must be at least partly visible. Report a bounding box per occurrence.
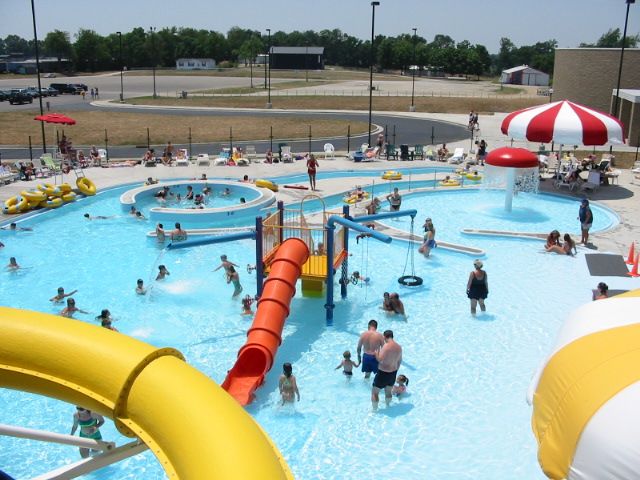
[357,319,385,379]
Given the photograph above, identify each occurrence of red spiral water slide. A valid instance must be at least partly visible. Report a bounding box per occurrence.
[222,238,310,405]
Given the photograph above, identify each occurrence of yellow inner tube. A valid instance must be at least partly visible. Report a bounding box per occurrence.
[3,195,29,214]
[76,177,97,196]
[466,174,482,181]
[37,183,61,196]
[58,183,73,193]
[21,189,47,203]
[382,171,402,180]
[344,191,370,204]
[62,192,77,203]
[255,179,278,192]
[41,196,63,209]
[440,180,460,187]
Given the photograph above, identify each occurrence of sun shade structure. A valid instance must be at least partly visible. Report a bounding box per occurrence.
[501,100,624,146]
[484,147,539,212]
[34,113,76,125]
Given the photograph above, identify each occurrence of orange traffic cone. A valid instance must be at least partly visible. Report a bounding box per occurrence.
[628,253,640,277]
[626,242,636,265]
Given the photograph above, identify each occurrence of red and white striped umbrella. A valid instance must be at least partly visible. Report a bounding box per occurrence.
[501,100,624,146]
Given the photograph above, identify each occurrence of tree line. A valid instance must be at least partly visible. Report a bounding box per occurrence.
[1,27,636,77]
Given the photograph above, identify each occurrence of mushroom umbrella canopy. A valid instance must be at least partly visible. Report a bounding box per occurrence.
[484,147,540,212]
[501,100,624,146]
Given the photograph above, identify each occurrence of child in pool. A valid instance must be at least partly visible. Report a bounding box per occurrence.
[335,351,360,377]
[392,374,409,396]
[156,265,170,280]
[241,295,256,315]
[278,362,300,405]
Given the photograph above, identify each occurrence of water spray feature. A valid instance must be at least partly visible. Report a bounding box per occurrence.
[483,147,540,213]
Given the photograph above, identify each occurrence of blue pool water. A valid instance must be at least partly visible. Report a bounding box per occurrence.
[0,180,620,479]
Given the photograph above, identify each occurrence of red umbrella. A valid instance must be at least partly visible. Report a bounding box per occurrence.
[501,100,624,146]
[485,147,539,168]
[34,113,76,125]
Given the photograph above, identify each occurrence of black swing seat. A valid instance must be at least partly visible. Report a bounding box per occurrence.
[398,275,423,286]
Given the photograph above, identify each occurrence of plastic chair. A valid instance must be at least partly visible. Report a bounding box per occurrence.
[386,144,398,160]
[323,143,335,159]
[413,144,424,160]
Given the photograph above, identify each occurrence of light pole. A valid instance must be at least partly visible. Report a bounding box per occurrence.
[305,44,309,83]
[368,1,380,147]
[613,0,635,118]
[149,27,157,99]
[30,0,46,153]
[410,27,417,112]
[117,31,124,102]
[266,28,272,108]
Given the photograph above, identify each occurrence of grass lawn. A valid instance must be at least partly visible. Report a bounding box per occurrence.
[1,111,368,146]
[194,80,330,94]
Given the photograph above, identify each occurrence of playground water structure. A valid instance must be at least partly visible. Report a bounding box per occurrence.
[0,176,630,479]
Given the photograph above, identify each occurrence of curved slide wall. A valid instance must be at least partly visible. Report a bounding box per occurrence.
[0,307,292,479]
[222,238,310,405]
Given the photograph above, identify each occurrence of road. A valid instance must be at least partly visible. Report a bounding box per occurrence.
[0,73,470,160]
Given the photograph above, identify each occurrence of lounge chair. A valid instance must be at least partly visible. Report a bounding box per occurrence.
[579,170,601,194]
[323,143,335,160]
[245,145,257,160]
[41,154,62,174]
[0,165,19,184]
[425,149,435,161]
[385,144,398,160]
[31,158,51,177]
[553,169,580,191]
[175,149,190,167]
[281,145,293,163]
[97,149,108,166]
[413,144,424,160]
[448,148,466,164]
[197,154,211,167]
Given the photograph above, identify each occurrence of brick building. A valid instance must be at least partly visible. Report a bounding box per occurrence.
[553,48,640,146]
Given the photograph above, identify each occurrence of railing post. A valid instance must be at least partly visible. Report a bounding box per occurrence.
[146,127,150,150]
[255,216,264,298]
[325,222,335,326]
[28,135,33,162]
[104,129,109,162]
[346,125,351,154]
[340,204,349,300]
[277,200,284,245]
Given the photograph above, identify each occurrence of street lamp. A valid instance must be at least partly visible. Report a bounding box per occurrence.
[368,1,380,147]
[30,0,46,153]
[266,28,272,108]
[149,27,157,99]
[117,31,124,102]
[410,27,417,112]
[613,0,635,118]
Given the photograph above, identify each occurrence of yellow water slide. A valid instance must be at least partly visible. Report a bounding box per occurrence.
[0,307,293,479]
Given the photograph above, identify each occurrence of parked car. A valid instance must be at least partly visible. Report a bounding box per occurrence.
[25,87,43,98]
[9,90,33,105]
[49,83,83,94]
[44,73,56,78]
[74,83,89,92]
[0,90,10,102]
[42,87,59,97]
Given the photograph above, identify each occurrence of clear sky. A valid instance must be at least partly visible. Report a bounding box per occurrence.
[1,0,638,53]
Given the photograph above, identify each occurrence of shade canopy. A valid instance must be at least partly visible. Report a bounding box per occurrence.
[34,113,76,125]
[485,147,539,169]
[501,100,624,146]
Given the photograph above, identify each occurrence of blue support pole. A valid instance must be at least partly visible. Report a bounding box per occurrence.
[166,230,256,250]
[350,209,417,224]
[327,216,392,243]
[340,205,349,299]
[255,216,264,298]
[325,222,336,325]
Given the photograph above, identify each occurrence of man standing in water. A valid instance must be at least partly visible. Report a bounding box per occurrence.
[372,330,402,410]
[357,320,385,379]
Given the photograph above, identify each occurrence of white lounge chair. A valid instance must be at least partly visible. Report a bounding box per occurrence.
[196,154,211,167]
[448,148,465,164]
[579,170,601,194]
[281,145,293,163]
[323,143,335,160]
[98,149,108,166]
[175,149,190,167]
[245,145,256,160]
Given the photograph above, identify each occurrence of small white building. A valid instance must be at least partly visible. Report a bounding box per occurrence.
[500,65,549,86]
[176,58,216,71]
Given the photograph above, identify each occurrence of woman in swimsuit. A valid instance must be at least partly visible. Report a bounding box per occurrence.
[545,230,561,250]
[71,407,105,458]
[278,362,300,405]
[60,298,89,318]
[466,259,488,315]
[547,233,577,256]
[306,154,319,191]
[418,218,436,257]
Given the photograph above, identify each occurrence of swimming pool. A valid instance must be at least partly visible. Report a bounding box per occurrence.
[0,180,621,479]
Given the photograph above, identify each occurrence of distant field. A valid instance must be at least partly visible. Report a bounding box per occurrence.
[0,111,367,146]
[126,95,546,114]
[194,80,330,94]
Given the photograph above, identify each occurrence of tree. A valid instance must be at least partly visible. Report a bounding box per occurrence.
[74,29,110,72]
[3,35,31,55]
[497,37,515,72]
[237,35,264,66]
[43,30,74,71]
[580,28,640,48]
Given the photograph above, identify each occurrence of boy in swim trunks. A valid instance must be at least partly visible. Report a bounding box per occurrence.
[335,351,360,378]
[357,319,385,379]
[50,286,78,303]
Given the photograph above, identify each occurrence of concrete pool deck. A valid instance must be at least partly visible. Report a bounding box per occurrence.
[2,111,639,259]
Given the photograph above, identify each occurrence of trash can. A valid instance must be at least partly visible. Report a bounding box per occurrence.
[353,151,364,162]
[400,144,410,160]
[181,91,188,99]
